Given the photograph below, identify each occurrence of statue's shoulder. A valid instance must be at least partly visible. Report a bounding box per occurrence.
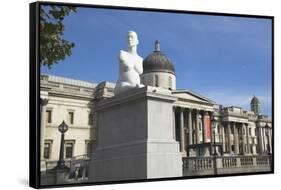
[136,54,143,62]
[119,50,129,60]
[120,50,129,56]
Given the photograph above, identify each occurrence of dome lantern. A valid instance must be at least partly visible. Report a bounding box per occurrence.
[250,96,261,115]
[141,41,176,90]
[155,40,160,52]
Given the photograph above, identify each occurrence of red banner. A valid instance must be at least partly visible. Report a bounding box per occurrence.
[205,115,211,142]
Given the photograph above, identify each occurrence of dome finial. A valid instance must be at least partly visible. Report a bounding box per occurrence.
[155,40,160,52]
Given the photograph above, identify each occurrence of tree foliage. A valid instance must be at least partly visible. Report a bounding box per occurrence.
[40,5,76,69]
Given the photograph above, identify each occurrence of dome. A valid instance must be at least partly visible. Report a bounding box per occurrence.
[143,41,175,75]
[251,96,260,105]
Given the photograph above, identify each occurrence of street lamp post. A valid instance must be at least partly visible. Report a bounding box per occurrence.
[50,121,70,184]
[56,120,69,169]
[211,116,217,175]
[213,131,217,156]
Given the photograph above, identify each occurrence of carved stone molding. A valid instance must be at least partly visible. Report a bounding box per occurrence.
[41,98,49,106]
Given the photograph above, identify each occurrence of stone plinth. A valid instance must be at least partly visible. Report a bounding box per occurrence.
[88,86,182,182]
[41,167,70,186]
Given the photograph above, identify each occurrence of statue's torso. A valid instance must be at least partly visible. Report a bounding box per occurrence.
[118,50,143,85]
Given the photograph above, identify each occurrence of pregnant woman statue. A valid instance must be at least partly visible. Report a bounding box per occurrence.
[114,31,144,95]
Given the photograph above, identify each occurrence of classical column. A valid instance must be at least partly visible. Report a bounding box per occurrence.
[40,98,49,160]
[209,112,213,144]
[172,107,176,140]
[188,108,193,145]
[202,111,206,143]
[261,127,266,152]
[221,124,226,153]
[262,127,266,153]
[191,111,195,144]
[258,126,264,154]
[241,124,246,155]
[264,127,268,153]
[211,119,215,143]
[233,123,239,154]
[93,110,99,148]
[195,109,200,144]
[245,124,250,154]
[227,122,231,153]
[269,128,272,154]
[179,108,185,152]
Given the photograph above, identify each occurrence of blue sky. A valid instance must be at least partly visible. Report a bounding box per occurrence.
[41,6,272,116]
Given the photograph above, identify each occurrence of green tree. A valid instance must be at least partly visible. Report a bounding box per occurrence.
[40,5,76,69]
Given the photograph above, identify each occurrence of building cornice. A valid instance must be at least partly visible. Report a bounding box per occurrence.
[48,91,94,101]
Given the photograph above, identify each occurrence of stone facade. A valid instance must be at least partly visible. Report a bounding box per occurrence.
[40,74,272,172]
[40,75,101,171]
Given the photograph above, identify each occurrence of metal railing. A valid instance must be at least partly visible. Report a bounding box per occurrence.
[45,154,91,181]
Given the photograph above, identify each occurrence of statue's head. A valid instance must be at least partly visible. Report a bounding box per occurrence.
[127,31,139,47]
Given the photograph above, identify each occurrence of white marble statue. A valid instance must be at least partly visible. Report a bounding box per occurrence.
[114,31,144,95]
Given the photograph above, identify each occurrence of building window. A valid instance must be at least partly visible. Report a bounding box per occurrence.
[250,145,253,154]
[46,110,52,123]
[168,76,172,89]
[85,141,92,157]
[65,141,75,159]
[249,128,252,136]
[231,145,235,152]
[44,140,52,159]
[155,75,159,87]
[88,113,93,125]
[68,111,74,124]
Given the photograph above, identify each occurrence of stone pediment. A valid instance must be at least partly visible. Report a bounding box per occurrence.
[172,89,214,105]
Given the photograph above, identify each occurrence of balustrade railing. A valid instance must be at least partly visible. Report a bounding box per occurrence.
[222,157,237,168]
[183,155,272,175]
[183,157,213,170]
[193,157,213,170]
[240,156,253,166]
[256,155,271,166]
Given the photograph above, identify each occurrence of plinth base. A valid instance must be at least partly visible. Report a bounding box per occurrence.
[88,86,182,182]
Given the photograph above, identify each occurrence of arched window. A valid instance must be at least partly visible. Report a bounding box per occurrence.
[155,75,159,87]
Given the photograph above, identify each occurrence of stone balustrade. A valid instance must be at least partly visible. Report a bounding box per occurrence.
[183,155,272,176]
[42,154,272,185]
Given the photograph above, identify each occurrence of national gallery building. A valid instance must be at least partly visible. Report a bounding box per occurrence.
[40,41,272,182]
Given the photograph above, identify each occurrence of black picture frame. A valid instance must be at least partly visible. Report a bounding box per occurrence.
[30,1,274,188]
